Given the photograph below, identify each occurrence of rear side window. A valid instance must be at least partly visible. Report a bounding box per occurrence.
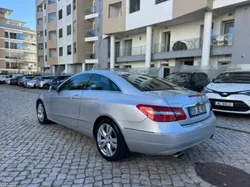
[87,74,120,92]
[119,73,176,91]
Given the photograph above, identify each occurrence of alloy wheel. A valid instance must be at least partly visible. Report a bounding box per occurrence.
[97,123,118,157]
[37,103,44,122]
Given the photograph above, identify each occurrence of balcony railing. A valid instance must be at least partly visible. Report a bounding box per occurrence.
[5,36,36,43]
[85,30,97,37]
[154,38,202,53]
[86,52,96,59]
[211,33,233,47]
[116,46,146,57]
[85,6,97,15]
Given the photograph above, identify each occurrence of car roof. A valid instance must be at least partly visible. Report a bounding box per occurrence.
[222,70,250,73]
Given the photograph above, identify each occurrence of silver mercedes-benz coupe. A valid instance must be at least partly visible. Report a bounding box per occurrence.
[36,70,216,161]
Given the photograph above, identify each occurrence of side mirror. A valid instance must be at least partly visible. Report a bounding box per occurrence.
[49,85,58,91]
[211,79,215,83]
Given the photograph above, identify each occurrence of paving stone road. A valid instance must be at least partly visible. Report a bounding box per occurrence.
[0,85,250,187]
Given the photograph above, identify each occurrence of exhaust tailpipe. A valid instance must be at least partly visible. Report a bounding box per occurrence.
[173,151,184,158]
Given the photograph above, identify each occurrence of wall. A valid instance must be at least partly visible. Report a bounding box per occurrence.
[57,0,74,65]
[126,0,173,31]
[103,0,126,34]
[213,0,249,9]
[232,5,250,64]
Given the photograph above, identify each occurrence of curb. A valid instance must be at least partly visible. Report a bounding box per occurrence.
[216,125,250,135]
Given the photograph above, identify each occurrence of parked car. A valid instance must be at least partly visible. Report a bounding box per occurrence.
[203,71,250,114]
[0,74,23,84]
[36,76,56,89]
[19,76,35,87]
[165,72,210,92]
[51,76,70,87]
[36,70,216,161]
[26,76,40,88]
[10,76,23,85]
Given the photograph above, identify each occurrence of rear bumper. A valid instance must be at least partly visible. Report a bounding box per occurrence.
[120,114,216,155]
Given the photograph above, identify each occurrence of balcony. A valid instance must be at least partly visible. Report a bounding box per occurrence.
[85,52,98,64]
[85,30,98,42]
[117,46,146,57]
[85,6,98,20]
[4,36,36,44]
[211,33,233,47]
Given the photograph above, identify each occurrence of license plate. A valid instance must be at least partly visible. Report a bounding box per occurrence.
[214,101,234,107]
[188,104,206,117]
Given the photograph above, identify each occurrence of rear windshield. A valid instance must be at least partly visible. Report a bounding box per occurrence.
[165,73,191,86]
[118,72,177,91]
[214,72,250,84]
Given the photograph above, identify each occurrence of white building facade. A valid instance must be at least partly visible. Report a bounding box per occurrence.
[103,0,250,69]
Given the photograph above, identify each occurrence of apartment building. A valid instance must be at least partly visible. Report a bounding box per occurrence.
[103,0,250,69]
[0,8,37,74]
[36,0,108,75]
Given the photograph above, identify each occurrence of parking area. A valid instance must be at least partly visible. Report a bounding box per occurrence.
[0,85,250,187]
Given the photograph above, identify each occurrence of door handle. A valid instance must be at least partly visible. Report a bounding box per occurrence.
[71,95,80,99]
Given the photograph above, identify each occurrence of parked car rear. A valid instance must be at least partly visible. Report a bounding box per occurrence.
[165,72,210,92]
[10,76,23,85]
[36,76,55,89]
[19,76,35,87]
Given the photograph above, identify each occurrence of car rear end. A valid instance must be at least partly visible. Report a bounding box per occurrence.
[116,72,216,155]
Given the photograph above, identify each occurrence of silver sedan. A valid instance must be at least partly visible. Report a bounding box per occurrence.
[36,70,216,161]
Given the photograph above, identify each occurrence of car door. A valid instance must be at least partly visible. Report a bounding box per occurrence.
[78,74,121,136]
[49,73,92,129]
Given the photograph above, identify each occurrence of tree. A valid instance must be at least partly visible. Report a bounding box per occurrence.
[14,52,25,73]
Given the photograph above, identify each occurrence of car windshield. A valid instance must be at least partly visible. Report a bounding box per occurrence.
[165,73,191,86]
[117,72,177,92]
[214,72,250,84]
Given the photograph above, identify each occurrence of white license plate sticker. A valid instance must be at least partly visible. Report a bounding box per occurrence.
[188,104,206,117]
[215,101,234,107]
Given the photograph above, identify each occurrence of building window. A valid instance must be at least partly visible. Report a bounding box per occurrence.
[67,4,71,16]
[109,2,122,18]
[44,3,46,10]
[48,12,56,22]
[37,18,43,25]
[38,43,43,50]
[48,0,56,4]
[59,9,62,20]
[49,31,57,40]
[59,28,63,38]
[67,45,72,55]
[73,21,76,33]
[38,31,43,38]
[5,42,9,48]
[67,25,71,35]
[223,21,234,35]
[5,32,8,38]
[74,42,76,53]
[49,48,57,57]
[59,47,63,56]
[44,29,47,36]
[130,0,140,13]
[155,0,167,4]
[73,0,76,10]
[45,55,47,61]
[124,65,132,68]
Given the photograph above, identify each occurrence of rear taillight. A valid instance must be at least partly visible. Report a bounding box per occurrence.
[136,104,187,122]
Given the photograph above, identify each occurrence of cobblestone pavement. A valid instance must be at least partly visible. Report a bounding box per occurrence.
[0,85,250,187]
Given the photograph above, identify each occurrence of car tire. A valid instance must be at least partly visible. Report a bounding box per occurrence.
[95,119,129,161]
[43,84,50,90]
[37,101,50,124]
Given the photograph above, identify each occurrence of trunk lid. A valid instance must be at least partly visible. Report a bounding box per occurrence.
[147,90,211,125]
